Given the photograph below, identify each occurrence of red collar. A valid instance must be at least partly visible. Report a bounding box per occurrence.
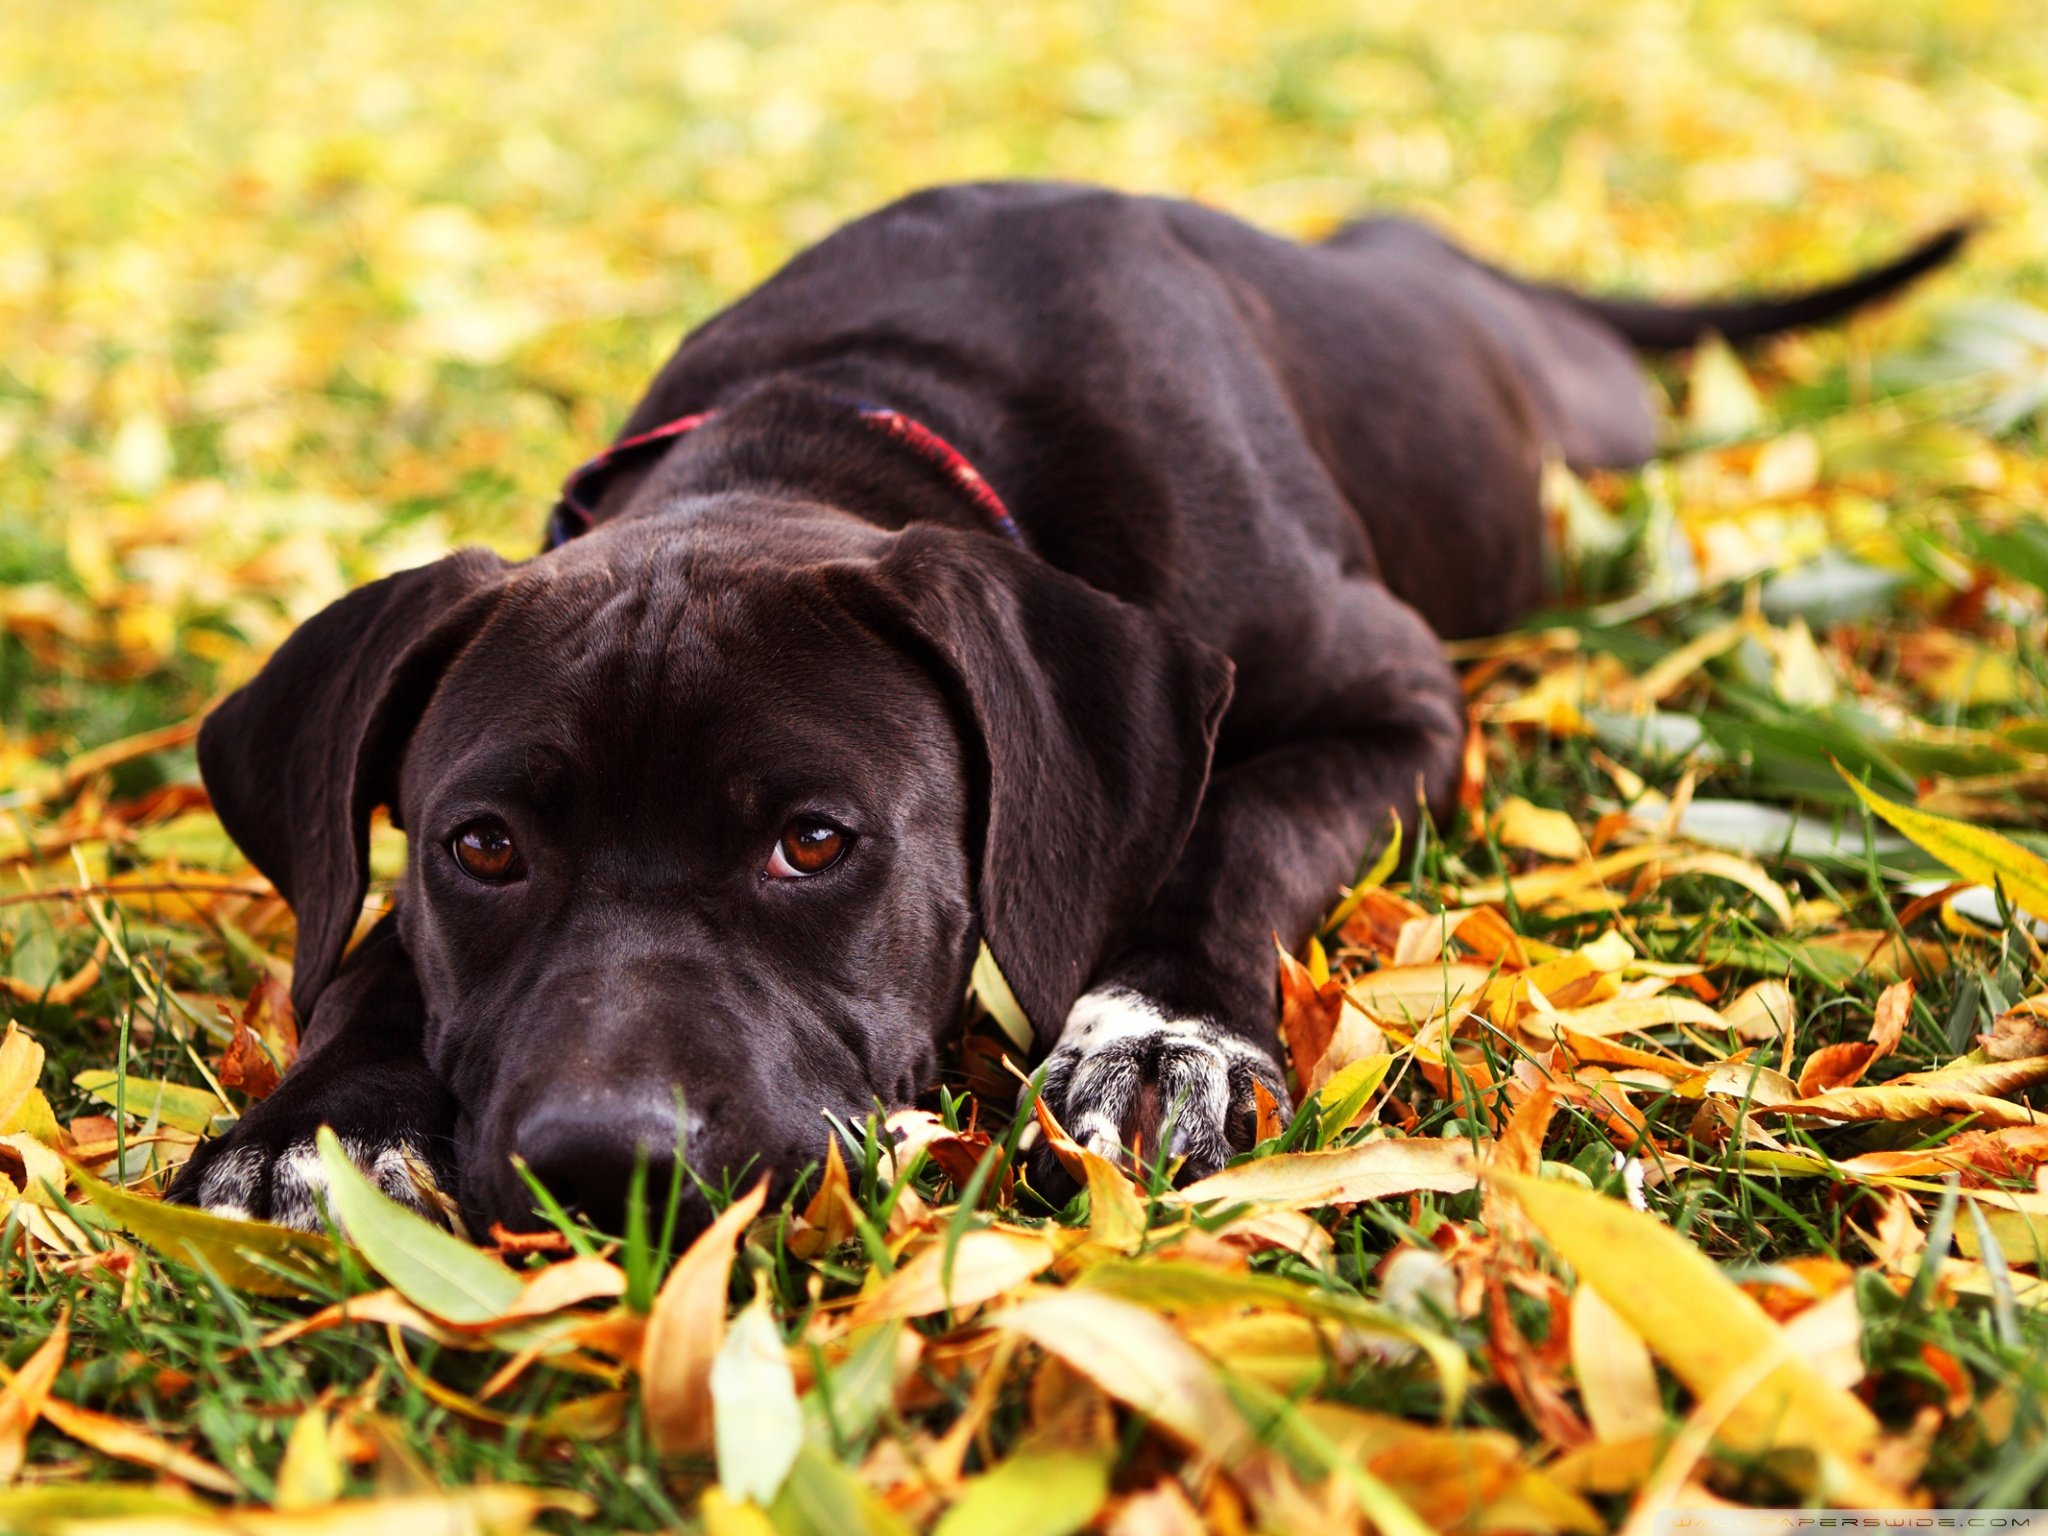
[545,399,1023,551]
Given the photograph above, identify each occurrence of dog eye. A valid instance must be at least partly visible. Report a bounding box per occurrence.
[452,818,523,883]
[766,817,849,879]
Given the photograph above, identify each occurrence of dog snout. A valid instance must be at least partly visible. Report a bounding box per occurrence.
[511,1090,688,1230]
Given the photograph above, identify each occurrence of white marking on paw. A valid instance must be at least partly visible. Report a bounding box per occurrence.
[202,1133,440,1233]
[1061,989,1211,1053]
[1035,987,1290,1175]
[267,1139,339,1232]
[196,1146,263,1212]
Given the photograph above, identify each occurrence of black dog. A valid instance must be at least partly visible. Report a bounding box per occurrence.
[169,182,1962,1232]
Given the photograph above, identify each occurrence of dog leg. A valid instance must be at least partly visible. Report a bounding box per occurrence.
[1029,577,1465,1188]
[167,914,459,1230]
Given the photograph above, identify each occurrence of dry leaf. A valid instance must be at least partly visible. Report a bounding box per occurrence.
[1571,1284,1664,1442]
[640,1177,768,1455]
[0,1311,67,1483]
[216,975,299,1100]
[1981,993,2048,1061]
[1494,1172,1898,1503]
[1167,1137,1481,1211]
[851,1230,1059,1324]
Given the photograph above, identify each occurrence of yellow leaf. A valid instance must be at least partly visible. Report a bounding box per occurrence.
[1454,845,1678,910]
[1344,964,1494,1025]
[1492,796,1589,860]
[0,1135,64,1206]
[1654,852,1794,925]
[971,941,1034,1052]
[275,1411,344,1509]
[1723,981,1796,1042]
[0,1025,45,1133]
[1570,1285,1663,1443]
[1634,618,1748,704]
[1954,1191,2048,1268]
[1315,1053,1391,1139]
[851,1229,1057,1324]
[712,1288,803,1506]
[1,1089,59,1148]
[73,1071,231,1136]
[641,1177,769,1456]
[1493,1172,1897,1502]
[1686,333,1768,441]
[1083,1150,1150,1254]
[76,1166,339,1297]
[701,1487,781,1536]
[788,1135,855,1260]
[1841,768,2048,926]
[1767,1082,2046,1129]
[1167,1137,1480,1211]
[990,1291,1250,1465]
[932,1445,1114,1536]
[37,1487,594,1534]
[1538,996,1730,1040]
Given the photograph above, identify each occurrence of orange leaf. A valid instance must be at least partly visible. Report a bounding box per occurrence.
[1251,1079,1284,1143]
[1796,1041,1878,1098]
[0,1310,68,1483]
[34,1395,240,1495]
[1276,939,1340,1085]
[1981,993,2048,1062]
[216,975,299,1100]
[851,1229,1058,1323]
[788,1135,855,1260]
[640,1178,768,1455]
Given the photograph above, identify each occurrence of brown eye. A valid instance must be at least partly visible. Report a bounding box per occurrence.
[767,817,848,879]
[452,818,522,883]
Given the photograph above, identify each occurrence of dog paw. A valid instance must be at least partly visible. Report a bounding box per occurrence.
[1026,987,1290,1188]
[175,1130,453,1232]
[166,1060,461,1232]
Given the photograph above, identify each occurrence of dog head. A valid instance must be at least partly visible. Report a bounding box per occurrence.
[200,506,1231,1231]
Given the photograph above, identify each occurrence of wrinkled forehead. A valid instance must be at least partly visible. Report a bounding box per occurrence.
[401,547,953,811]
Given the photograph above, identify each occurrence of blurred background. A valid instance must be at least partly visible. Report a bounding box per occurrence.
[0,0,2041,757]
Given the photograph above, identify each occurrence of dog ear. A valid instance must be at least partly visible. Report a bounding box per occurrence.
[865,527,1234,1039]
[199,550,509,1020]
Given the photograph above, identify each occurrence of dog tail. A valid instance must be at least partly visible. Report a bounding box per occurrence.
[1561,222,1975,351]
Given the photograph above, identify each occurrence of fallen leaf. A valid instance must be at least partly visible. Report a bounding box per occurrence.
[31,1392,241,1497]
[1841,769,2048,926]
[1493,1172,1897,1502]
[1981,993,2048,1061]
[713,1287,804,1506]
[75,1166,338,1296]
[990,1290,1250,1465]
[1723,981,1796,1043]
[1571,1284,1663,1443]
[0,1312,67,1483]
[1276,938,1341,1084]
[642,1177,770,1455]
[1493,796,1591,860]
[1166,1137,1481,1210]
[275,1411,343,1509]
[852,1229,1058,1323]
[932,1444,1114,1536]
[216,975,299,1100]
[73,1071,231,1136]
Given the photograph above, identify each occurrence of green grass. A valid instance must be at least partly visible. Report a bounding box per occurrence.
[6,0,2048,1528]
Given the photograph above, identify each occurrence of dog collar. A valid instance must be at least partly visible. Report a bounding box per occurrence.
[544,399,1024,551]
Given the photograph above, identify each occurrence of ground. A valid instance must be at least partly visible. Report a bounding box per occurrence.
[4,0,2048,1529]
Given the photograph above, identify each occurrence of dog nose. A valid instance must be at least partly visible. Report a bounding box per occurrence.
[512,1094,684,1231]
